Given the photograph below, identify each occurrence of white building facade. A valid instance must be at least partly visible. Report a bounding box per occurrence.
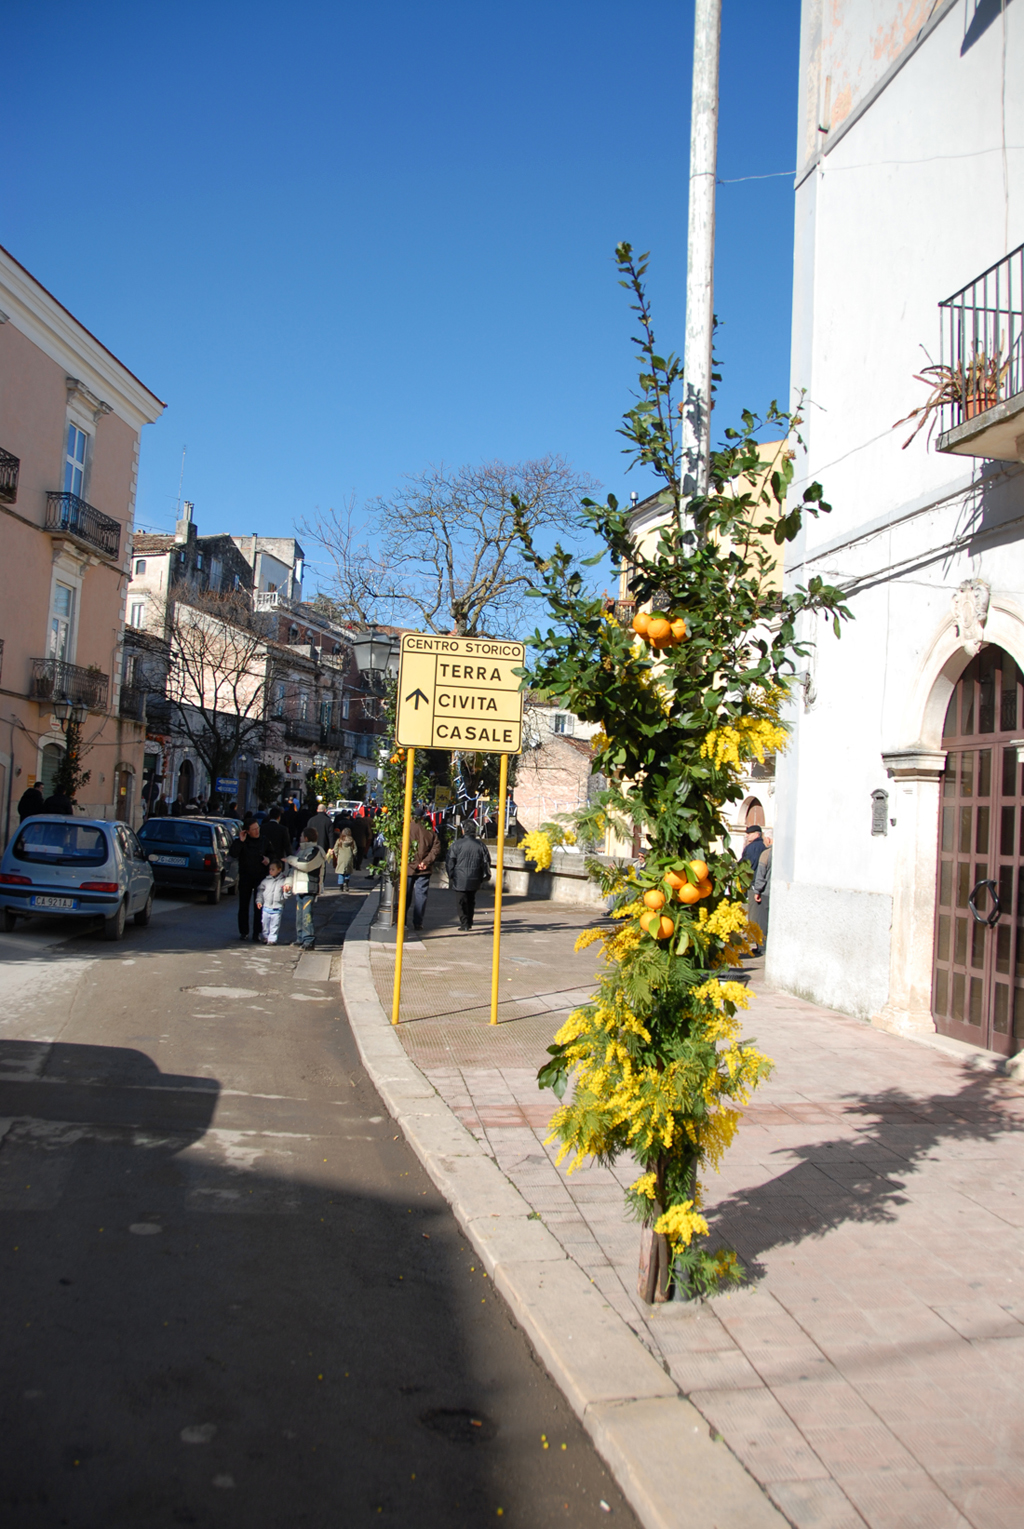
[771,0,1024,1062]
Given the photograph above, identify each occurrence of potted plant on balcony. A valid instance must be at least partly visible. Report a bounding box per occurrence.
[82,665,105,710]
[895,348,1009,447]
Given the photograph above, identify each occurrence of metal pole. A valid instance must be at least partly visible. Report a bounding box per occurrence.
[681,0,722,507]
[489,752,509,1025]
[391,748,416,1025]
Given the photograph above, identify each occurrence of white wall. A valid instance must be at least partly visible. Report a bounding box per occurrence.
[771,1,1024,1017]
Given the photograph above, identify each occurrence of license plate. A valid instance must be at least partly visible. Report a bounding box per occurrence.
[150,855,189,866]
[30,895,78,910]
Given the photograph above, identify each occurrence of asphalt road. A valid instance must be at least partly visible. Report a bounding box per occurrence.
[0,888,637,1528]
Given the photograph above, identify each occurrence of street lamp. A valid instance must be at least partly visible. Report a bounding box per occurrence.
[349,628,399,680]
[51,697,87,734]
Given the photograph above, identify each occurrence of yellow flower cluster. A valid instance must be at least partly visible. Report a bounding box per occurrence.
[630,1171,658,1201]
[654,1200,709,1251]
[521,830,553,871]
[700,715,789,772]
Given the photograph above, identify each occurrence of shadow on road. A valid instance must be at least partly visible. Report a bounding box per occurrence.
[0,1036,628,1528]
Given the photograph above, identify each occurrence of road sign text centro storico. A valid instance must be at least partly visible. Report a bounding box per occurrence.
[395,634,525,753]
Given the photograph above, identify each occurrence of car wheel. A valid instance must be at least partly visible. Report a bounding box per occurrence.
[2,909,18,933]
[134,891,153,927]
[206,877,222,906]
[103,898,127,941]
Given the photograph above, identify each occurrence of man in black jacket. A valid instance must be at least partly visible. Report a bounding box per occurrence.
[17,785,44,821]
[230,820,269,941]
[261,807,291,863]
[445,822,491,932]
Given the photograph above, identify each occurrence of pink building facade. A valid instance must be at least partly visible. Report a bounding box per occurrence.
[0,245,164,845]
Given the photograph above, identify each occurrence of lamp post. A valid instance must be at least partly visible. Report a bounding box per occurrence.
[51,697,88,806]
[349,630,401,937]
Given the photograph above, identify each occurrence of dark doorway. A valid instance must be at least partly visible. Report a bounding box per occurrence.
[932,645,1024,1056]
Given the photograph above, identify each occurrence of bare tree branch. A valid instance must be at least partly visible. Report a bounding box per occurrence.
[301,456,597,636]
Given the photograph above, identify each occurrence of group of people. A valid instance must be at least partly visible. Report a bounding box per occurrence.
[17,784,74,820]
[230,801,364,949]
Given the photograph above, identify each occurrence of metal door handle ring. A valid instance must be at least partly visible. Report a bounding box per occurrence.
[968,878,1001,927]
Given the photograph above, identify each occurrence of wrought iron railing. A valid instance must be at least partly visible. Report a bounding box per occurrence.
[284,717,320,744]
[118,685,148,720]
[45,490,121,560]
[0,447,19,505]
[31,658,109,712]
[939,243,1024,433]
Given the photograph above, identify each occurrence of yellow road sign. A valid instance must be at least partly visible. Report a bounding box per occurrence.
[395,633,525,753]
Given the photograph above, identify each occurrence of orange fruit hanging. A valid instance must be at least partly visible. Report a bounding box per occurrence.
[656,914,675,939]
[639,910,657,935]
[670,618,687,641]
[647,617,671,643]
[643,888,666,910]
[664,868,686,891]
[677,882,701,905]
[689,859,709,882]
[696,878,713,899]
[632,612,651,636]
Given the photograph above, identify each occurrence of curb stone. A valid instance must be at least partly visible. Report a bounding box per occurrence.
[339,890,787,1529]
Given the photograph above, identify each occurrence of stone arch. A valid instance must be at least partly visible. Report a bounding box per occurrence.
[874,595,1024,1041]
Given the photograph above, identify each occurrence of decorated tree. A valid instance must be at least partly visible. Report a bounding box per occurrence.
[516,245,851,1300]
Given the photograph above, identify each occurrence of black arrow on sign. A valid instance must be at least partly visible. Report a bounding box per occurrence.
[405,688,430,710]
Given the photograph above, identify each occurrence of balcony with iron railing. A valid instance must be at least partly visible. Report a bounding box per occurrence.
[282,716,321,744]
[45,491,121,561]
[30,658,109,712]
[936,243,1024,461]
[0,447,19,505]
[118,685,148,721]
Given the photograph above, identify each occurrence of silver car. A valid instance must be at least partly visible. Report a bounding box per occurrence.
[0,816,155,941]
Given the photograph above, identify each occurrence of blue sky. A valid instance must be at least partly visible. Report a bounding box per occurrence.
[6,0,800,591]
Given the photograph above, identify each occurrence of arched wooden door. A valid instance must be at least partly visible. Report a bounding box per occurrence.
[932,645,1024,1057]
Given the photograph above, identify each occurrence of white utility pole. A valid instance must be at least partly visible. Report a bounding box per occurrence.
[681,0,722,503]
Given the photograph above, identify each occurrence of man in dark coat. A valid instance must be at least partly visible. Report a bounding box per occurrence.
[42,790,73,815]
[306,800,333,853]
[229,820,269,941]
[445,822,491,931]
[17,785,44,821]
[740,824,765,872]
[261,806,291,863]
[405,810,441,932]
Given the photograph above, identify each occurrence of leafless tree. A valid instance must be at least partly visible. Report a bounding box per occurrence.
[302,456,596,636]
[162,592,273,788]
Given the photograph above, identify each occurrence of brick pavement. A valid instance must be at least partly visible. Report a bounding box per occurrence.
[369,884,1024,1529]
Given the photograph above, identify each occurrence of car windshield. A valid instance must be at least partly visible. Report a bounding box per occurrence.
[14,822,109,867]
[139,820,213,847]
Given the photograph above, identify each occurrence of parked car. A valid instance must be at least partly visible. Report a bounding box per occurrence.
[137,817,238,903]
[200,816,244,843]
[0,817,154,941]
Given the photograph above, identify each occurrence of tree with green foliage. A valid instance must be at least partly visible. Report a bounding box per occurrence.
[53,714,91,803]
[515,244,852,1300]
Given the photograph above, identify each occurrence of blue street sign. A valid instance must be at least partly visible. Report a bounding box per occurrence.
[216,776,238,792]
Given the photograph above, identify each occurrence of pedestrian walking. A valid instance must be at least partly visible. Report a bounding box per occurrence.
[230,819,270,941]
[327,826,355,890]
[17,785,44,821]
[256,860,288,944]
[405,808,440,932]
[42,789,73,815]
[306,799,333,852]
[748,831,773,957]
[285,828,326,950]
[445,822,491,931]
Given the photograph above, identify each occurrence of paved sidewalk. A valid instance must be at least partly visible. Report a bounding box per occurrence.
[372,887,1024,1529]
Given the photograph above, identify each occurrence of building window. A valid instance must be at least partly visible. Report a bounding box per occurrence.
[267,582,277,593]
[342,696,350,720]
[49,582,74,661]
[195,552,204,572]
[320,698,333,729]
[272,682,286,717]
[63,424,88,497]
[129,603,145,628]
[209,557,222,589]
[134,558,146,575]
[553,713,573,735]
[299,690,309,721]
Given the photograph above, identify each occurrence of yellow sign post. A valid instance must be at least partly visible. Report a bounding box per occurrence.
[391,634,524,1026]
